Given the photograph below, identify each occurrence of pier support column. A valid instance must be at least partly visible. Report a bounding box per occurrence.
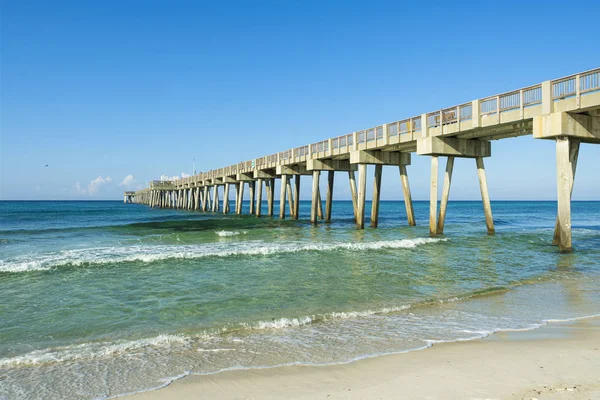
[286,177,295,219]
[325,171,334,222]
[223,183,230,214]
[249,181,255,215]
[293,175,300,220]
[256,179,263,216]
[555,137,579,252]
[317,188,324,220]
[267,179,275,217]
[553,139,579,247]
[370,165,382,228]
[236,182,244,214]
[437,156,454,234]
[429,156,439,236]
[311,170,320,224]
[212,185,218,212]
[202,187,208,211]
[399,165,416,226]
[476,157,495,235]
[234,183,240,214]
[207,187,213,211]
[279,175,287,219]
[356,164,367,229]
[348,170,358,221]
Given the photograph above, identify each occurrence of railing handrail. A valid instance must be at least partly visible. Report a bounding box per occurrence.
[168,67,599,188]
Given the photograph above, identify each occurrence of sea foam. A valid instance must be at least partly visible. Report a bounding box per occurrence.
[0,237,448,273]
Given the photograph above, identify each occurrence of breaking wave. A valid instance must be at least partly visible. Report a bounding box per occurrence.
[0,237,448,273]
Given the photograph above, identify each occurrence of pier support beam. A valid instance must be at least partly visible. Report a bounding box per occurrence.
[317,187,324,220]
[429,156,439,236]
[437,156,454,234]
[553,139,579,247]
[234,183,240,214]
[399,165,415,226]
[249,181,255,215]
[311,170,320,224]
[356,164,367,229]
[476,157,495,235]
[212,185,217,212]
[370,165,383,228]
[325,171,334,222]
[256,179,263,217]
[202,187,208,211]
[286,177,295,219]
[267,179,275,217]
[279,175,287,219]
[293,175,300,220]
[236,182,244,214]
[554,137,580,252]
[348,171,358,221]
[195,187,200,210]
[223,183,230,214]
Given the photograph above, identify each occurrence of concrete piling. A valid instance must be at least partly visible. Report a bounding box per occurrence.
[311,170,320,224]
[249,181,255,215]
[286,178,294,219]
[476,157,494,235]
[555,137,579,252]
[429,156,439,236]
[370,165,382,228]
[293,175,300,220]
[553,139,579,248]
[356,164,367,229]
[279,175,287,219]
[348,170,358,221]
[325,171,334,222]
[437,156,454,233]
[256,179,263,217]
[399,165,415,226]
[267,178,275,217]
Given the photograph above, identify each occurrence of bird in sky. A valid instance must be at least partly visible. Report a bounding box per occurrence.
[45,164,48,167]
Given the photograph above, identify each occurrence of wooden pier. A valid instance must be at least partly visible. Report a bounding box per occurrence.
[127,68,600,252]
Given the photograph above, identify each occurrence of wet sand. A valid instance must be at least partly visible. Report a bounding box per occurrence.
[125,317,600,400]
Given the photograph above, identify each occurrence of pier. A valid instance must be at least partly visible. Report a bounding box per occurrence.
[127,68,600,252]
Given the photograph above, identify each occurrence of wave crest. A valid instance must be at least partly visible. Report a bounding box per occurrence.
[0,237,448,273]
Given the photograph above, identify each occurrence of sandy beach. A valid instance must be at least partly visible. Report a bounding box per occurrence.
[125,317,600,400]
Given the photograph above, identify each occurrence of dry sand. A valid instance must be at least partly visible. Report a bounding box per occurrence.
[125,317,600,400]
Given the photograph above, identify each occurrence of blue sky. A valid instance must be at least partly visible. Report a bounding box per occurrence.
[1,0,599,201]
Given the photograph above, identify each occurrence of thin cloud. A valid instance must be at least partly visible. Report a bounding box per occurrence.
[74,176,112,196]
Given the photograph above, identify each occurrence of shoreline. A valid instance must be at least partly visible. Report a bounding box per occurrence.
[123,316,600,400]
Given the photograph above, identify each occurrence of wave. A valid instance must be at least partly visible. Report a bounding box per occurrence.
[0,334,190,367]
[0,237,448,273]
[215,230,247,237]
[0,301,433,368]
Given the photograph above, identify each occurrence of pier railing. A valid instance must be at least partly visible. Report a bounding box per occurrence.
[145,67,599,189]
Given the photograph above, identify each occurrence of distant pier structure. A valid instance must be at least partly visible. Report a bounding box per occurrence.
[127,68,600,252]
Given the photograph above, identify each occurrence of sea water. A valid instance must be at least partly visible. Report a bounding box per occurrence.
[0,200,599,399]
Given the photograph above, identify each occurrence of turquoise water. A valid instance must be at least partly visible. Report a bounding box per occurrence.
[1,200,599,399]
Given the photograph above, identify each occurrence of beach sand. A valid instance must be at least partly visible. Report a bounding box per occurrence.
[125,317,600,400]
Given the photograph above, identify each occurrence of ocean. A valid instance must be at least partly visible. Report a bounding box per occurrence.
[1,200,599,399]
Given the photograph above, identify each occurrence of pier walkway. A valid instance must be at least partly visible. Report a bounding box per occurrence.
[127,68,600,252]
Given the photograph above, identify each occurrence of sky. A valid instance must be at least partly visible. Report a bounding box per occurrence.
[1,0,599,201]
